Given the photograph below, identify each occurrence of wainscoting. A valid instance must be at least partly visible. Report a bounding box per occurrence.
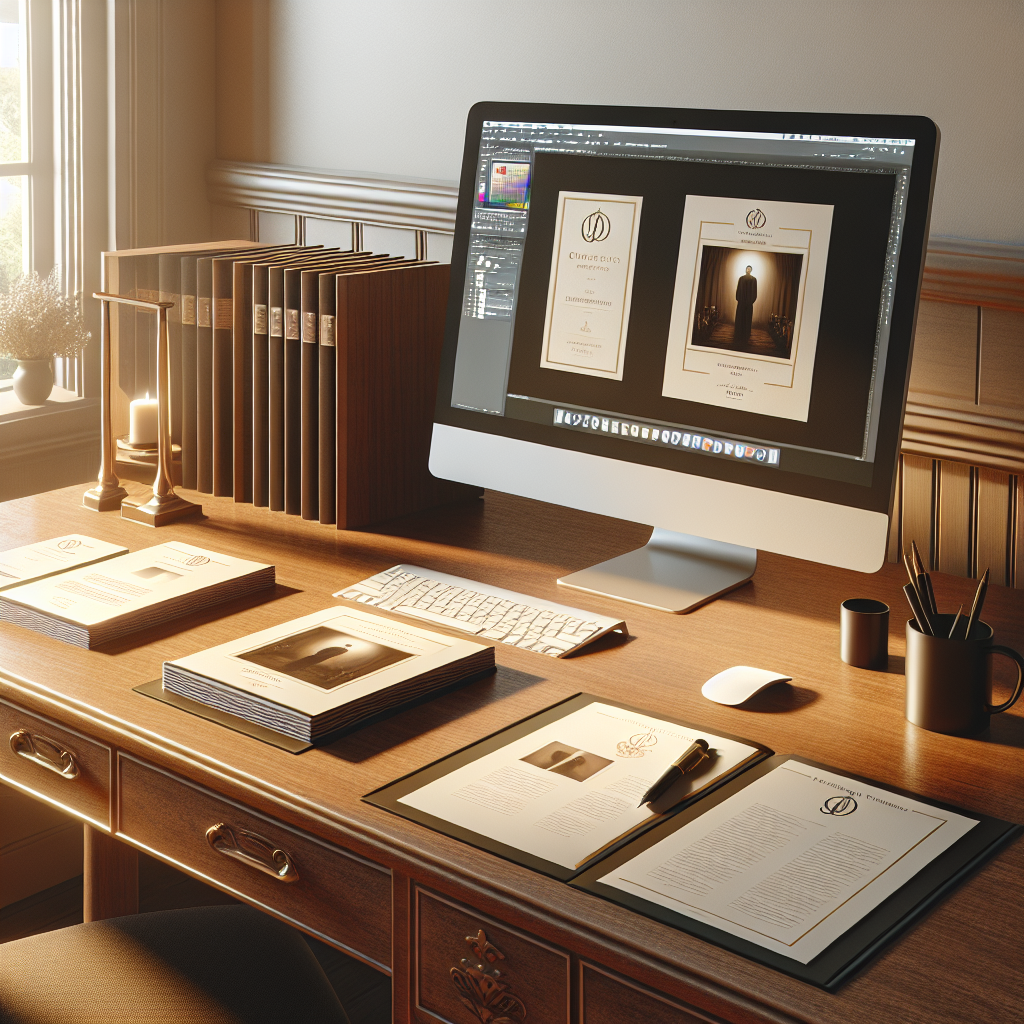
[207,160,1023,588]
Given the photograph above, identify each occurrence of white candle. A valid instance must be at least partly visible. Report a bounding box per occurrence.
[129,393,159,445]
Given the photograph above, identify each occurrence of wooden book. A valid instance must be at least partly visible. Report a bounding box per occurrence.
[102,241,254,445]
[232,248,328,502]
[335,263,481,528]
[206,245,306,497]
[299,254,405,521]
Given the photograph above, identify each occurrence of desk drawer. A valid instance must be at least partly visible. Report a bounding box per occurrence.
[0,699,110,828]
[117,755,391,969]
[581,962,720,1024]
[415,887,569,1024]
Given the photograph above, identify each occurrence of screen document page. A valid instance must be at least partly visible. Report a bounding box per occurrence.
[597,759,977,962]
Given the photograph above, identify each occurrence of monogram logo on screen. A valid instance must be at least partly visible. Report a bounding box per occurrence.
[57,539,81,550]
[746,208,767,229]
[581,208,610,242]
[821,795,858,816]
[616,730,658,758]
[185,555,210,566]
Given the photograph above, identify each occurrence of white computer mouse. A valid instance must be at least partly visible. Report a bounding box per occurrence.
[701,666,793,706]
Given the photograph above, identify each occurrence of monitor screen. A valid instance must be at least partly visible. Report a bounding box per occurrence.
[434,104,937,520]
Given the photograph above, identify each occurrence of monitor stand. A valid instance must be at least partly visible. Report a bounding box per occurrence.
[557,529,756,614]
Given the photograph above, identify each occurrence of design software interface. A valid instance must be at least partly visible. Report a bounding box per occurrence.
[447,120,918,499]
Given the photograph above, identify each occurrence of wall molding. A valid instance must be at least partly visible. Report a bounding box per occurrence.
[207,160,458,234]
[921,237,1024,312]
[903,396,1023,474]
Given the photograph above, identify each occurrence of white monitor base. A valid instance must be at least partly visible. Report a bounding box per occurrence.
[557,529,757,614]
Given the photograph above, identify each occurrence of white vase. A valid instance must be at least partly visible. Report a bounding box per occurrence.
[13,358,54,405]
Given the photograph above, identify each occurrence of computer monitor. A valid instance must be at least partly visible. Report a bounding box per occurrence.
[429,103,938,612]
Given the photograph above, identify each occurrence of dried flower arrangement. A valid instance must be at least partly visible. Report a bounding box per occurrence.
[0,270,91,361]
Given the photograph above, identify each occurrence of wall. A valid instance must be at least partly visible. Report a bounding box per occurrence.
[207,0,1024,245]
[111,0,217,250]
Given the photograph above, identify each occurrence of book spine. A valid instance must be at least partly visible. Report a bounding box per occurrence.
[318,271,337,526]
[212,259,234,497]
[300,272,319,521]
[268,268,286,511]
[335,274,349,528]
[252,265,270,507]
[284,284,302,516]
[196,258,215,493]
[180,257,198,489]
[233,261,254,503]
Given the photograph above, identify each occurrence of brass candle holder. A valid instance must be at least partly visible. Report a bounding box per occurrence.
[86,291,201,527]
[82,293,129,511]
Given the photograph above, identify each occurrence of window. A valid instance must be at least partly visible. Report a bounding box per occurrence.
[0,0,27,381]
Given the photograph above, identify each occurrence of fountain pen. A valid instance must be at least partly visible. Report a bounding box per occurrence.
[638,738,710,807]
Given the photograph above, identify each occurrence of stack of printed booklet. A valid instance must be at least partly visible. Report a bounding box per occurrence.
[0,536,274,647]
[0,535,495,743]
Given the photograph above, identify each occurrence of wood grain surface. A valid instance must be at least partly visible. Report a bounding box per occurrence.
[0,482,1021,1024]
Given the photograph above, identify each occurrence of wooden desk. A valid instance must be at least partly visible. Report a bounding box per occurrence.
[1,483,1021,1024]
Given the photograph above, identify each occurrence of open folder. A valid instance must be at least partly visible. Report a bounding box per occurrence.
[366,695,1021,989]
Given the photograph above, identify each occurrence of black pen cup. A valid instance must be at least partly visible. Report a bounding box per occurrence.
[905,617,1024,734]
[840,599,889,669]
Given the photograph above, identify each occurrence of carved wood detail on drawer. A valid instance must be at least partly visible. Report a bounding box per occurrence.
[116,754,392,970]
[0,698,110,828]
[414,887,569,1024]
[580,962,722,1024]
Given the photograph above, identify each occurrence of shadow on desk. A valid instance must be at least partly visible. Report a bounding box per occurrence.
[976,713,1024,749]
[737,682,820,713]
[321,665,547,763]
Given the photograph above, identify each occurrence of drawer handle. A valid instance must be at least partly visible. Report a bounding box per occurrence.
[205,822,299,883]
[9,730,80,779]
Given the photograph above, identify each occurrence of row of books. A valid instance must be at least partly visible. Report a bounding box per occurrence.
[104,240,463,528]
[0,534,493,740]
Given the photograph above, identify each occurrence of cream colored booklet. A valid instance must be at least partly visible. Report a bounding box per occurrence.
[162,607,495,742]
[594,758,978,964]
[0,535,128,591]
[397,701,762,871]
[0,542,274,647]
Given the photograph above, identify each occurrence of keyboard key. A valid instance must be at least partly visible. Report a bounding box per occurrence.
[334,565,627,658]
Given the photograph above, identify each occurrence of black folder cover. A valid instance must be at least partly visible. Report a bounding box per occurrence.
[365,693,772,882]
[571,754,1022,990]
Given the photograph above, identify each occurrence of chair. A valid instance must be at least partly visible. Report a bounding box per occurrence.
[0,903,353,1023]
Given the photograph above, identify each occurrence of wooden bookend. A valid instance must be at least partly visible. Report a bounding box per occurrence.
[335,263,481,529]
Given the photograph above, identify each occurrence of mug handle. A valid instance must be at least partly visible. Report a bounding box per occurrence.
[986,646,1024,714]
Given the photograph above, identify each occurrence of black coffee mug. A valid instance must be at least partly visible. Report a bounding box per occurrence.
[905,616,1024,734]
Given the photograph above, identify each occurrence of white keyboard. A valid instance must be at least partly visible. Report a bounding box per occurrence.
[335,565,626,658]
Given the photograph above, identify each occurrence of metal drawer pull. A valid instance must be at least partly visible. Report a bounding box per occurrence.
[205,822,299,883]
[9,730,80,779]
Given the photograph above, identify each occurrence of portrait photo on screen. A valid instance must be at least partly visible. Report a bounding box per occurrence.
[689,246,802,359]
[662,195,833,423]
[238,624,413,691]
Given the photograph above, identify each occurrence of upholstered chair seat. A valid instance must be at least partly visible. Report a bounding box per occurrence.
[0,904,352,1024]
